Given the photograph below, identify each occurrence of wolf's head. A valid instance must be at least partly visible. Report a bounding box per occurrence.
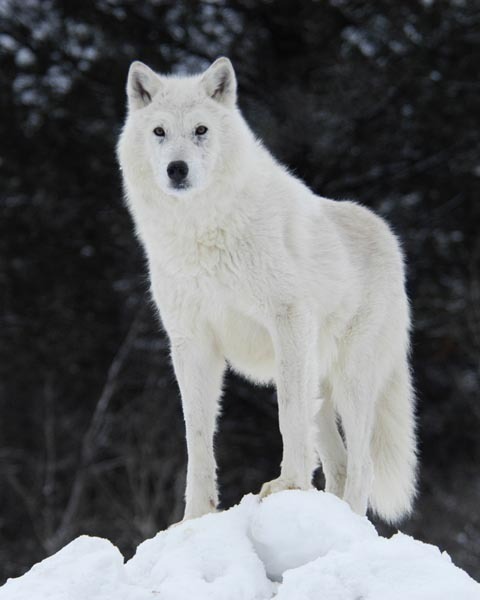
[121,57,243,199]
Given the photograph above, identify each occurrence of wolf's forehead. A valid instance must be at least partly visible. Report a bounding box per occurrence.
[146,76,219,124]
[152,87,207,111]
[154,76,206,107]
[154,97,203,114]
[150,95,214,126]
[150,101,210,125]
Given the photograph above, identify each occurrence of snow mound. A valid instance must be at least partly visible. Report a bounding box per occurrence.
[1,490,479,600]
[250,489,377,580]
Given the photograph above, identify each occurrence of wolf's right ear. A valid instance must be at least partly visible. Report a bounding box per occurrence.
[201,57,237,107]
[127,61,161,110]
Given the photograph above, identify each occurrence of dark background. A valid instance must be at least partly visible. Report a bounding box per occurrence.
[1,0,479,584]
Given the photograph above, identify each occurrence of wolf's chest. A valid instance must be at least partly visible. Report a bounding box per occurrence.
[210,306,276,384]
[144,217,249,285]
[171,227,232,274]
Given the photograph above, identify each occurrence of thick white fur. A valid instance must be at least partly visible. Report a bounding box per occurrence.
[117,57,417,523]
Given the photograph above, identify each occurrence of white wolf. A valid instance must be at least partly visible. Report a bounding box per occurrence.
[117,57,417,523]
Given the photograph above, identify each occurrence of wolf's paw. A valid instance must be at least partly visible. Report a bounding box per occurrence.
[178,496,218,525]
[325,466,347,498]
[169,504,217,530]
[259,477,307,499]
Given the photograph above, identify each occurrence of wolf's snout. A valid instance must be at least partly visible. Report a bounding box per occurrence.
[167,160,189,184]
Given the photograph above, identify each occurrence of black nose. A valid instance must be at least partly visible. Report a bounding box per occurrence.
[167,160,189,183]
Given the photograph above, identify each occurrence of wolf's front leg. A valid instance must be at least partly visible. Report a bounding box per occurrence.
[170,332,225,521]
[260,308,317,498]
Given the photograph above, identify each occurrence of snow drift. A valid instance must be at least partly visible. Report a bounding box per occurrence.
[1,490,479,600]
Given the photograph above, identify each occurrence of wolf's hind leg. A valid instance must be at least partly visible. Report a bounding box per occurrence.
[334,375,375,516]
[315,395,347,498]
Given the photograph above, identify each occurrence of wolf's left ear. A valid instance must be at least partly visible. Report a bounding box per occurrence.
[201,57,237,107]
[127,61,161,110]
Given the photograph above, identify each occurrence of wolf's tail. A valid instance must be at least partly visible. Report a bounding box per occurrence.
[369,362,417,523]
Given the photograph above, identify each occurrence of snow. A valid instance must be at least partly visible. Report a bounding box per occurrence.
[250,490,377,581]
[1,490,479,600]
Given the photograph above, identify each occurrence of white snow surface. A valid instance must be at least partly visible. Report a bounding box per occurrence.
[2,490,479,599]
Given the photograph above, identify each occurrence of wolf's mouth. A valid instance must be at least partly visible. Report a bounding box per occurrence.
[170,180,190,192]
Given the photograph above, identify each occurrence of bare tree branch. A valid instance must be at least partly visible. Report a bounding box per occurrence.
[45,306,144,552]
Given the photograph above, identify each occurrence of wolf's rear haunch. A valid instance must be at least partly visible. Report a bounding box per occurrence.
[117,56,418,524]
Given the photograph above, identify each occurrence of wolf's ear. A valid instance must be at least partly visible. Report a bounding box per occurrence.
[127,61,161,110]
[201,57,237,107]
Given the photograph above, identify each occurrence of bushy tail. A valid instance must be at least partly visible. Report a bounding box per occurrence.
[369,363,417,523]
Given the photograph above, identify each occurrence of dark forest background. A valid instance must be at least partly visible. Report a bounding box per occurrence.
[1,0,479,584]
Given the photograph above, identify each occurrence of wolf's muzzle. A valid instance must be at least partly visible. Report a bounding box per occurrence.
[167,160,189,185]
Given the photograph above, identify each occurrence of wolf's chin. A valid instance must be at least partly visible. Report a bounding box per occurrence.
[162,185,199,201]
[165,179,211,199]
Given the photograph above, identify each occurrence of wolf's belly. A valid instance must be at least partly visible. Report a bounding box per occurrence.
[212,308,275,384]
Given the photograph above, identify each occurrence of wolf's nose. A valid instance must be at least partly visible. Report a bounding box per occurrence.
[167,160,189,183]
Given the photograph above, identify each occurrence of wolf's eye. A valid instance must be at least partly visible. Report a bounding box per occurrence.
[153,127,165,137]
[195,125,208,136]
